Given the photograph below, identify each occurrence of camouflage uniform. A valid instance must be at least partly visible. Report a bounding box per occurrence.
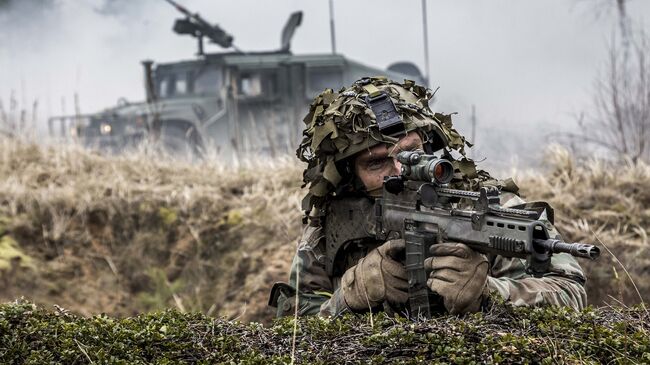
[269,77,587,317]
[275,192,586,317]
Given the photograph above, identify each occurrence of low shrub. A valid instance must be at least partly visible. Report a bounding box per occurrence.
[1,300,647,364]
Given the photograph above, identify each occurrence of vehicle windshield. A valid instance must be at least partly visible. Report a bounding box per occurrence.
[156,67,222,98]
[193,68,222,95]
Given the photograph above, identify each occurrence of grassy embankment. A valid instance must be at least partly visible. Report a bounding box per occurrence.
[0,139,648,324]
[1,299,648,364]
[0,139,302,323]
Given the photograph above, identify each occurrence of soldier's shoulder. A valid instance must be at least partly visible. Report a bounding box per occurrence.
[297,224,325,251]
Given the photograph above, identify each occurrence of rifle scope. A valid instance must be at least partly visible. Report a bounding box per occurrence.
[397,151,454,185]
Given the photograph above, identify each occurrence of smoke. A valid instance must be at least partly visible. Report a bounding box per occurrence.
[0,0,55,25]
[0,0,311,137]
[94,0,155,17]
[1,0,650,169]
[0,0,176,137]
[0,0,153,21]
[0,1,55,56]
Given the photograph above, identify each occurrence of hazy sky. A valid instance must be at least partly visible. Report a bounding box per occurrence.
[1,0,649,167]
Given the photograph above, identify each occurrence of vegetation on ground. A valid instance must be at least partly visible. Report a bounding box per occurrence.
[0,299,648,364]
[0,138,648,325]
[520,145,650,305]
[0,139,302,323]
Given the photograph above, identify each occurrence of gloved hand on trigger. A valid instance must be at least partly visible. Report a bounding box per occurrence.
[424,242,489,314]
[340,239,409,311]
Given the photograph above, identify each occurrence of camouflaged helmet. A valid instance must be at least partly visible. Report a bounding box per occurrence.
[297,77,474,214]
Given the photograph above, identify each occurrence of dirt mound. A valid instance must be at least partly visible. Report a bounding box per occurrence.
[0,139,302,323]
[0,139,648,324]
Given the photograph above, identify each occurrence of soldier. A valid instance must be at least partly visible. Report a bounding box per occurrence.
[269,77,587,317]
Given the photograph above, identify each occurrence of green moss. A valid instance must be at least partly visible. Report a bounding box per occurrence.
[0,301,648,364]
[158,207,178,226]
[218,210,243,226]
[0,235,34,270]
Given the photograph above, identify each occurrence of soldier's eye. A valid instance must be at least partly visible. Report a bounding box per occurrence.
[404,145,422,153]
[367,158,390,171]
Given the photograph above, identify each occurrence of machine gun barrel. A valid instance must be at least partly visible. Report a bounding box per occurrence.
[164,0,191,17]
[163,0,235,51]
[164,0,216,30]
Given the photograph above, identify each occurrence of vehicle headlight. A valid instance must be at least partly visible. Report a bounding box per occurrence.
[100,123,112,135]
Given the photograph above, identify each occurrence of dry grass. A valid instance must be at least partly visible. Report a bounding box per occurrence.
[0,139,647,323]
[0,137,303,323]
[517,145,650,305]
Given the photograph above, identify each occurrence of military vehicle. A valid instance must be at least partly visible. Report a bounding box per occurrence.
[49,0,426,158]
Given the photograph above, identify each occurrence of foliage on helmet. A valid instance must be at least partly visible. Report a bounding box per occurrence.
[296,77,510,214]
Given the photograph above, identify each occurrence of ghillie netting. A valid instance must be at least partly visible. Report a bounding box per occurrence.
[0,300,648,364]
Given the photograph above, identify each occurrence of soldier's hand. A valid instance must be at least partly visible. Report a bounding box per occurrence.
[424,242,489,314]
[340,239,408,311]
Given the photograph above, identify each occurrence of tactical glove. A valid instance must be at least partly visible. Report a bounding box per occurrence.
[424,242,489,314]
[340,239,409,311]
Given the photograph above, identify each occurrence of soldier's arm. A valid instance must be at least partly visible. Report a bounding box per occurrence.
[275,225,348,317]
[487,254,587,310]
[485,193,587,310]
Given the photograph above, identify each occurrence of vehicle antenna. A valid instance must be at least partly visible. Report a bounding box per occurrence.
[329,0,337,54]
[421,0,431,88]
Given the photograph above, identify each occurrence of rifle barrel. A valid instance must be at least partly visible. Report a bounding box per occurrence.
[534,239,600,260]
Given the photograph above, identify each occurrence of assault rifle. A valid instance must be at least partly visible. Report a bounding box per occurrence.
[374,150,600,318]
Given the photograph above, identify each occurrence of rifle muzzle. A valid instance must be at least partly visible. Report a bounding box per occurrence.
[535,239,601,260]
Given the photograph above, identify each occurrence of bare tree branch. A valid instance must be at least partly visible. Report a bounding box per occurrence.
[565,26,650,164]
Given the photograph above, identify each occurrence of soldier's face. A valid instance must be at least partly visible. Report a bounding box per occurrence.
[353,131,424,197]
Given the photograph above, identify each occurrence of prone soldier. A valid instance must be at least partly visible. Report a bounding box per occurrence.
[269,77,592,317]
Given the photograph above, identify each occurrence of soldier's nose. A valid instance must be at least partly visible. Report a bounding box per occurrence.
[391,158,402,175]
